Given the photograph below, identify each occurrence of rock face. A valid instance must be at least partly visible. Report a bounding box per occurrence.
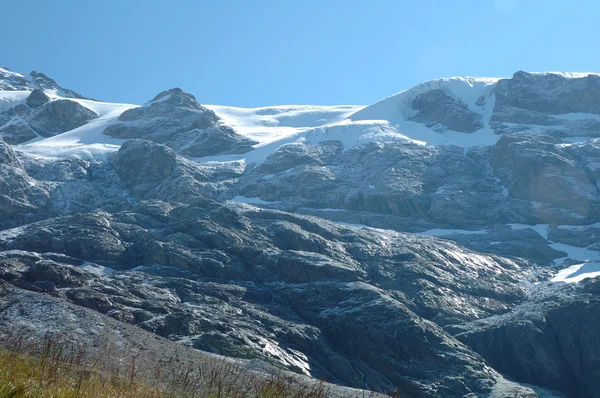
[410,89,484,133]
[25,88,50,108]
[103,88,257,157]
[455,279,600,397]
[0,67,87,99]
[0,69,98,144]
[495,71,600,115]
[235,133,600,234]
[0,138,560,397]
[491,71,600,138]
[0,98,98,144]
[0,123,37,144]
[113,140,177,185]
[489,134,599,219]
[28,99,98,137]
[0,280,380,398]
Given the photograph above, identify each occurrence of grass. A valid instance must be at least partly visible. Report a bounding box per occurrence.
[0,332,338,398]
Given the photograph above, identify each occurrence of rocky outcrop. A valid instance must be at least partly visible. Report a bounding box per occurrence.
[491,71,600,137]
[455,280,600,397]
[410,89,483,133]
[113,139,177,185]
[103,88,257,157]
[489,134,600,221]
[29,99,98,137]
[495,71,600,115]
[0,123,38,144]
[0,98,98,144]
[0,67,87,98]
[25,88,50,108]
[0,151,552,396]
[0,280,380,398]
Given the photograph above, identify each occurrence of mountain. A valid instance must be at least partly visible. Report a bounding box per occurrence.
[1,67,600,397]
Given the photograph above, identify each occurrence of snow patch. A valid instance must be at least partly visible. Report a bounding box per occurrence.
[529,71,600,79]
[0,226,26,240]
[0,91,30,112]
[418,228,487,237]
[16,100,137,160]
[80,262,116,277]
[231,196,276,205]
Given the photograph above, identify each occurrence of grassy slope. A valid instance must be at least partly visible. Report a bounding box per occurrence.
[0,337,331,398]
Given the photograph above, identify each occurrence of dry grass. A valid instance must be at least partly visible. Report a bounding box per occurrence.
[0,332,337,398]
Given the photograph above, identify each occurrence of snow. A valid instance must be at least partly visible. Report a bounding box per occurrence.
[418,228,487,237]
[333,76,503,148]
[304,119,423,147]
[0,226,26,240]
[351,76,500,123]
[555,223,600,230]
[505,223,600,283]
[15,99,137,160]
[0,91,30,112]
[553,112,600,121]
[192,76,507,165]
[259,339,311,375]
[529,71,600,79]
[231,195,276,205]
[206,104,362,145]
[4,71,600,167]
[549,241,600,283]
[551,262,600,283]
[80,262,116,276]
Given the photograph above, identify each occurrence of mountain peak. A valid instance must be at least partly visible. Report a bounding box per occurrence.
[0,67,89,99]
[147,87,204,111]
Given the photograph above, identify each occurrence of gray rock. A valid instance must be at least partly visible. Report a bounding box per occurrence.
[0,68,87,98]
[103,88,257,157]
[455,281,600,397]
[0,123,38,144]
[25,88,50,108]
[489,134,598,219]
[410,89,484,133]
[496,71,600,115]
[29,99,98,137]
[113,139,177,185]
[491,71,600,137]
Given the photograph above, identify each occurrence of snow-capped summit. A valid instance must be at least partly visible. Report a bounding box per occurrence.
[2,67,600,162]
[0,67,87,99]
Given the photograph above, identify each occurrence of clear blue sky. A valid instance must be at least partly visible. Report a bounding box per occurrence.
[3,0,598,107]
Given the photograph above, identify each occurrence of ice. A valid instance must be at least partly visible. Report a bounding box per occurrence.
[80,262,116,277]
[6,72,600,168]
[206,104,362,145]
[231,196,277,205]
[529,71,600,79]
[418,228,487,237]
[16,99,137,160]
[548,240,600,283]
[553,112,600,121]
[551,262,600,283]
[0,91,30,112]
[0,226,26,240]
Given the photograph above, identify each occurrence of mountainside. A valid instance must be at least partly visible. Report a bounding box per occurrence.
[1,67,600,397]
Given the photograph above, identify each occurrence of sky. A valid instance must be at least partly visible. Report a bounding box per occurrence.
[3,0,599,107]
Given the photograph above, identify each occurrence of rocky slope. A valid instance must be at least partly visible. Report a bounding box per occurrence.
[1,68,599,397]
